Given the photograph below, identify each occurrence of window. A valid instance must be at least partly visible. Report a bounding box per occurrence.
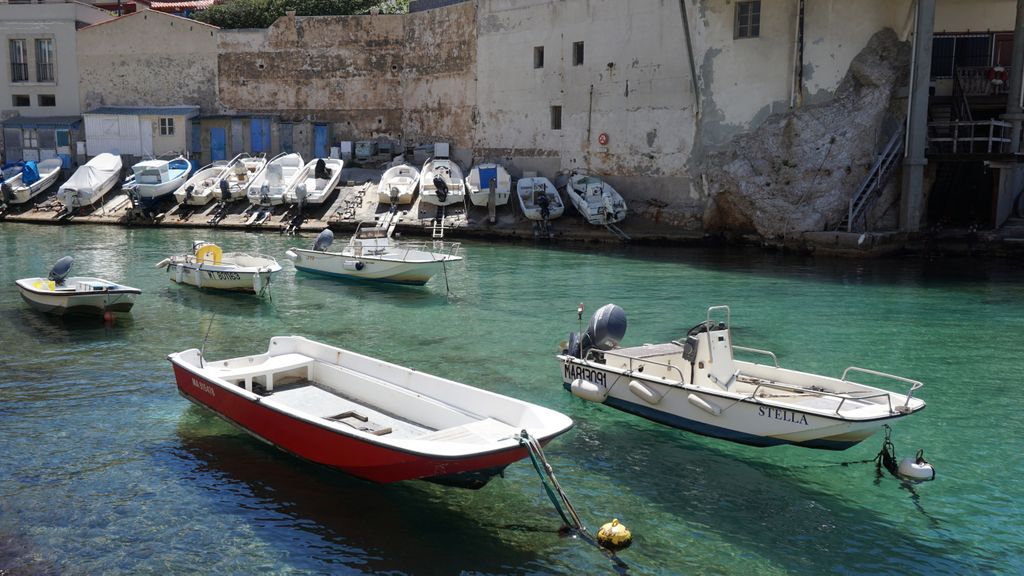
[23,129,38,149]
[35,39,54,82]
[12,94,29,107]
[38,94,55,107]
[534,46,544,69]
[9,39,28,82]
[160,117,175,136]
[38,129,55,149]
[550,105,562,130]
[735,1,761,39]
[572,41,584,66]
[930,34,992,78]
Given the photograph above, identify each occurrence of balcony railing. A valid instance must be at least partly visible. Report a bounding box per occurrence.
[956,66,1012,97]
[928,119,1012,155]
[10,62,28,82]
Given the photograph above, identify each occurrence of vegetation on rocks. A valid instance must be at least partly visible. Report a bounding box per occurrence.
[195,0,406,29]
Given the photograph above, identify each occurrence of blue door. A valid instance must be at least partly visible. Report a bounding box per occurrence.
[210,127,226,161]
[314,124,328,158]
[251,118,271,153]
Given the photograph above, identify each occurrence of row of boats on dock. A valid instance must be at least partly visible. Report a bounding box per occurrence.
[2,145,629,232]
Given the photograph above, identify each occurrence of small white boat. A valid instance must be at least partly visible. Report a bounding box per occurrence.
[465,163,511,207]
[246,152,304,206]
[420,158,466,207]
[56,153,123,209]
[285,228,462,286]
[15,256,140,317]
[283,158,344,205]
[1,159,62,205]
[156,241,282,294]
[214,153,268,201]
[565,173,627,225]
[559,304,926,450]
[126,155,192,206]
[377,162,420,205]
[516,176,564,221]
[173,162,230,206]
[169,335,573,487]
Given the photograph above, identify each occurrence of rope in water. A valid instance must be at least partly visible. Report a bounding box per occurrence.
[518,431,629,572]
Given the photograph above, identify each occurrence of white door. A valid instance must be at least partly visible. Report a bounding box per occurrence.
[139,118,154,157]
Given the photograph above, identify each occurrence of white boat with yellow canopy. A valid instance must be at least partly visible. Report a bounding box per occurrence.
[156,241,282,294]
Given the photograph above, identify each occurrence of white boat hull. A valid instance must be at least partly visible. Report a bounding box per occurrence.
[15,276,140,316]
[247,153,305,206]
[173,165,230,206]
[516,177,564,221]
[286,246,461,285]
[377,164,420,205]
[159,250,282,293]
[5,159,63,204]
[466,163,511,207]
[420,158,466,206]
[215,155,267,201]
[283,158,343,205]
[57,153,123,209]
[567,174,627,225]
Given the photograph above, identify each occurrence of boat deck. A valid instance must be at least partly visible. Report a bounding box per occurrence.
[265,382,431,440]
[612,342,685,359]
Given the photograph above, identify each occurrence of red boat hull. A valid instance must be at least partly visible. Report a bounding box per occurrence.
[172,363,540,487]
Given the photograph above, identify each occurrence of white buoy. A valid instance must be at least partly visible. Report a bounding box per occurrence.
[570,378,608,403]
[897,449,935,481]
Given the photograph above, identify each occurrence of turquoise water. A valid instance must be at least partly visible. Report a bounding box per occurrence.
[1,222,1022,575]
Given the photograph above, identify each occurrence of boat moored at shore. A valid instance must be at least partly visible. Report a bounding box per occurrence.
[156,241,282,294]
[15,256,141,316]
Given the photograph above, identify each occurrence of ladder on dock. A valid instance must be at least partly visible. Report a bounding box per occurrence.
[431,205,446,239]
[834,129,903,232]
[605,222,630,241]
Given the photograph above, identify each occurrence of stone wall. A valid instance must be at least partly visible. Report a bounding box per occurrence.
[78,10,219,114]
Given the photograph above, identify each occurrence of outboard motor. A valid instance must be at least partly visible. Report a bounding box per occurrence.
[314,158,329,180]
[566,303,627,358]
[433,176,449,203]
[312,229,334,252]
[184,184,195,202]
[48,256,74,286]
[536,190,550,219]
[390,186,400,204]
[219,178,230,199]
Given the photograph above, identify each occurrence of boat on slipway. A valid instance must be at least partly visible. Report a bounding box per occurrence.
[558,304,926,450]
[1,159,63,206]
[285,227,462,286]
[56,153,123,210]
[173,162,231,206]
[565,172,627,226]
[15,256,141,317]
[125,155,193,206]
[246,152,304,207]
[214,153,268,202]
[516,176,564,221]
[283,158,344,206]
[168,335,574,488]
[465,162,511,207]
[156,241,282,294]
[419,144,466,207]
[377,162,420,205]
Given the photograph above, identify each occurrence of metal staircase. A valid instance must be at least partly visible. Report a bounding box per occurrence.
[835,129,904,233]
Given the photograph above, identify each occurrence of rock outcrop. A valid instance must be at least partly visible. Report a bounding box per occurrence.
[699,29,910,242]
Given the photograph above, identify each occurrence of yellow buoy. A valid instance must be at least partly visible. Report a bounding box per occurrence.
[596,518,632,551]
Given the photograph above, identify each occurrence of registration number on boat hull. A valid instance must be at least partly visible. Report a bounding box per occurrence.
[562,361,608,386]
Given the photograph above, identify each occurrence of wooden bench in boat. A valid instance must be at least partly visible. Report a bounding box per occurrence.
[212,353,315,393]
[265,383,429,439]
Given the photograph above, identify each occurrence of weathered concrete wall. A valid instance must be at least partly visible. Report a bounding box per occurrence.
[934,0,1015,31]
[78,10,219,114]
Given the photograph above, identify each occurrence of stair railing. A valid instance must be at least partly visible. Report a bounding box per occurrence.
[840,128,905,232]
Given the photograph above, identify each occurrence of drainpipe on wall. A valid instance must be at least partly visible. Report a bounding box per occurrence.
[900,0,935,233]
[790,0,805,108]
[678,0,701,118]
[1003,0,1024,155]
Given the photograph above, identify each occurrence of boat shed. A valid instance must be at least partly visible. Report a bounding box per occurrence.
[1,115,81,168]
[83,105,198,160]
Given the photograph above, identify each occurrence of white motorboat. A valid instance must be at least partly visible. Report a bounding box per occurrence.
[420,158,466,207]
[173,162,230,206]
[465,163,511,207]
[377,162,420,205]
[516,176,564,221]
[285,228,462,286]
[169,335,574,488]
[558,304,926,450]
[126,155,192,206]
[1,159,62,205]
[283,158,344,205]
[56,153,123,209]
[246,152,304,207]
[215,153,268,201]
[15,256,140,317]
[156,241,282,294]
[565,173,627,225]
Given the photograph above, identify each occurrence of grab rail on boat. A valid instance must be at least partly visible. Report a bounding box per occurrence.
[600,350,689,386]
[841,366,924,410]
[732,345,779,368]
[736,373,897,417]
[350,241,462,261]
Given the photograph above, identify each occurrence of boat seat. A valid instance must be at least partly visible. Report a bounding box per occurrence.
[326,410,393,436]
[417,418,518,444]
[213,353,315,393]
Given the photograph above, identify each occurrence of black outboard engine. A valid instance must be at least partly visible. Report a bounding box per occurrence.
[184,184,195,202]
[219,179,230,199]
[312,229,334,251]
[433,176,448,203]
[48,256,74,286]
[536,190,550,219]
[314,158,329,180]
[566,303,627,359]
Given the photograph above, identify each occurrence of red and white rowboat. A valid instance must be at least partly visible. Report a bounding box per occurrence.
[168,336,574,488]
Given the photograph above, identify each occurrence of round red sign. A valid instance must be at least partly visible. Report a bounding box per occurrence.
[598,133,609,146]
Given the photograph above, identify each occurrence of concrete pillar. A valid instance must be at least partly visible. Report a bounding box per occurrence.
[1005,0,1024,154]
[900,0,936,233]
